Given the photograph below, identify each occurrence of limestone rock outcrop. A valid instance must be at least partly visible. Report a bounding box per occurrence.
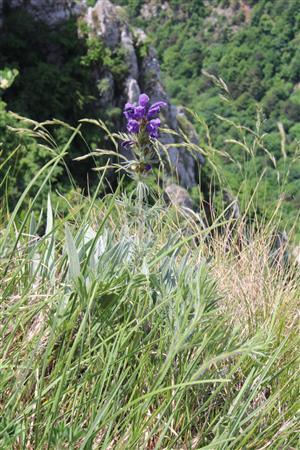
[84,0,204,187]
[1,0,85,25]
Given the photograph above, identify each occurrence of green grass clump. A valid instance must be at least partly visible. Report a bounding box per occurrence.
[0,152,299,449]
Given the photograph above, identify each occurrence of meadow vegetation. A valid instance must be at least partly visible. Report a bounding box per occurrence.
[0,115,299,449]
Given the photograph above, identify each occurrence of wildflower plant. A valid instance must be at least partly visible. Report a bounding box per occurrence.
[76,93,166,181]
[122,93,167,177]
[120,93,167,239]
[75,93,167,243]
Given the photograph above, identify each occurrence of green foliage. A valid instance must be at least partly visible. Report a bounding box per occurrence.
[0,12,91,120]
[117,0,300,235]
[0,9,130,205]
[81,34,128,82]
[0,100,299,447]
[0,169,299,448]
[0,67,19,90]
[0,103,59,207]
[115,0,143,16]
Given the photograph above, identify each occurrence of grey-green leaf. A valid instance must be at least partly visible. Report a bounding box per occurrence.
[65,224,80,281]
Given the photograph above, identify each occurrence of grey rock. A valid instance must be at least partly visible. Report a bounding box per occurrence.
[134,27,148,45]
[165,184,194,211]
[139,46,168,108]
[175,106,205,184]
[270,231,289,269]
[121,26,138,80]
[167,146,200,188]
[164,183,207,236]
[3,0,85,26]
[85,0,121,48]
[126,77,140,104]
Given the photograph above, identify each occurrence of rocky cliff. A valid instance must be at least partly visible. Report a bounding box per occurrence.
[0,0,204,187]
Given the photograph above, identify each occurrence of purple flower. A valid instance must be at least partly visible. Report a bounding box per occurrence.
[127,119,140,134]
[139,93,149,107]
[147,101,167,118]
[124,103,135,120]
[146,118,161,138]
[134,105,146,120]
[123,93,166,139]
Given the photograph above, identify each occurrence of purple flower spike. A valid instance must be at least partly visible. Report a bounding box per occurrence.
[152,101,167,109]
[124,103,135,120]
[148,118,161,128]
[139,93,150,107]
[134,105,146,120]
[146,118,161,138]
[127,119,140,134]
[147,101,167,118]
[123,93,165,140]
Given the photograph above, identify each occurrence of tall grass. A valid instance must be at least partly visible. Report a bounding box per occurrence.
[0,120,299,449]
